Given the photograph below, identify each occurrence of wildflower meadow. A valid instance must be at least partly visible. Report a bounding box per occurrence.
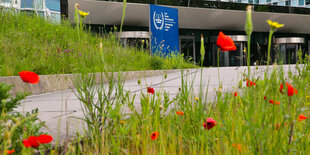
[1,3,310,155]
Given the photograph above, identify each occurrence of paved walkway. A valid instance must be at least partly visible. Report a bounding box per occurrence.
[15,65,296,143]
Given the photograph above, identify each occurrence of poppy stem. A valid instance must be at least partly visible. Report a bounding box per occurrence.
[200,35,205,102]
[247,34,251,79]
[23,83,28,114]
[287,121,295,155]
[217,48,220,85]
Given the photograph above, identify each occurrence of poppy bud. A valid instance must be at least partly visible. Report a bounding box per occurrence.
[159,105,164,109]
[200,34,205,62]
[4,131,10,139]
[245,5,253,36]
[75,3,80,9]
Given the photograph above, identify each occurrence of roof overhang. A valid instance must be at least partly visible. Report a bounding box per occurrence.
[68,0,310,34]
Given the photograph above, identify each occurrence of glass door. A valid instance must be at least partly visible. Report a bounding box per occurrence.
[229,42,244,66]
[179,36,196,62]
[286,44,298,64]
[278,43,299,64]
[212,42,245,67]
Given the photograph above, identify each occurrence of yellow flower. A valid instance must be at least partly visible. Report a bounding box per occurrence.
[195,97,199,101]
[79,10,89,18]
[267,20,284,29]
[120,120,125,124]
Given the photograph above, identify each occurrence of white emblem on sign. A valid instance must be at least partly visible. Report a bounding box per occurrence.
[153,11,164,30]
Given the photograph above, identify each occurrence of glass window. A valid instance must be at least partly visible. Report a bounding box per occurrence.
[292,0,298,6]
[1,0,11,3]
[45,0,60,12]
[21,10,36,15]
[285,0,291,5]
[306,0,310,4]
[279,1,285,5]
[35,0,44,10]
[299,0,304,6]
[50,12,61,23]
[267,0,271,2]
[37,11,45,17]
[21,0,34,8]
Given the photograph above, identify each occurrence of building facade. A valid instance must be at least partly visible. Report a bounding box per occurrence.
[224,0,310,7]
[66,0,310,67]
[0,0,61,22]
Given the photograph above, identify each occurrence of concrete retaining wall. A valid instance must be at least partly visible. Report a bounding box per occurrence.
[0,70,177,95]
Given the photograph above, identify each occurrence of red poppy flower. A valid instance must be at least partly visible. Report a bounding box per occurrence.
[232,143,242,152]
[23,136,40,148]
[147,87,155,94]
[37,134,53,144]
[176,111,184,115]
[269,99,280,105]
[275,123,280,130]
[203,118,217,130]
[246,79,256,87]
[6,149,15,154]
[18,71,40,84]
[151,131,159,140]
[298,114,307,121]
[280,83,297,96]
[233,92,238,97]
[23,135,53,148]
[216,31,237,52]
[264,96,267,100]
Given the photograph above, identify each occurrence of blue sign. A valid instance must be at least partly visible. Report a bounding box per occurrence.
[150,4,179,56]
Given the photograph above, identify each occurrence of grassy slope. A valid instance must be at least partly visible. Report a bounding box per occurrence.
[0,11,195,76]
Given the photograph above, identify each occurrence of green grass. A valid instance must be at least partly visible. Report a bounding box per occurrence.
[2,62,310,154]
[45,62,309,154]
[0,11,195,76]
[1,7,310,155]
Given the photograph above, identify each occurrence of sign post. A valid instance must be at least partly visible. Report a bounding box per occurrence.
[149,4,179,56]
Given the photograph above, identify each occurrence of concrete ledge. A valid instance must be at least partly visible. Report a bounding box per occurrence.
[0,70,178,95]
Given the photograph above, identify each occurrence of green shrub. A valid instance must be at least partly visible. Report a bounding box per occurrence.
[150,56,164,70]
[0,83,46,153]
